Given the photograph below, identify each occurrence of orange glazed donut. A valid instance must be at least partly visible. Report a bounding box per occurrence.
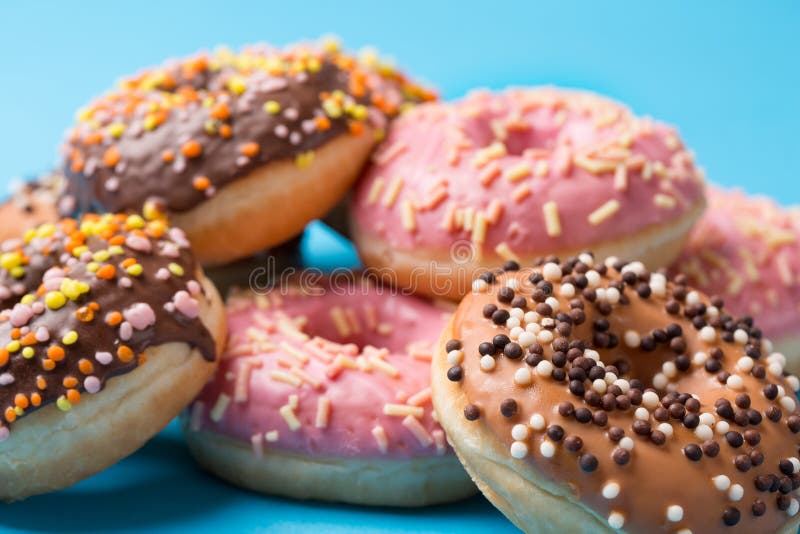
[0,171,64,243]
[675,187,800,374]
[61,40,434,265]
[183,279,476,506]
[432,253,800,533]
[0,213,225,501]
[351,88,706,300]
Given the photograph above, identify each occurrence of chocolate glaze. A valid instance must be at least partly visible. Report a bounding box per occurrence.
[61,42,434,216]
[0,214,215,438]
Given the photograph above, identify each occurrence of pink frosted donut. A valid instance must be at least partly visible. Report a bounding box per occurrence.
[351,87,706,300]
[182,278,475,506]
[674,186,800,372]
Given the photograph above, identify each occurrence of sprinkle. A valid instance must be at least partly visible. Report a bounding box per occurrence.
[366,177,385,205]
[315,396,331,428]
[608,512,625,530]
[381,176,404,208]
[400,200,416,231]
[666,505,684,522]
[383,403,424,418]
[402,415,434,447]
[279,404,302,431]
[510,441,529,459]
[588,199,621,225]
[539,440,555,458]
[654,193,677,208]
[270,370,302,387]
[542,201,562,237]
[504,162,532,182]
[602,482,620,499]
[495,242,520,263]
[372,426,389,453]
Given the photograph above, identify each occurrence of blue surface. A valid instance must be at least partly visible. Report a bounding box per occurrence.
[0,2,799,533]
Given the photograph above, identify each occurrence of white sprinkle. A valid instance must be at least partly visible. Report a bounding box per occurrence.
[623,330,641,348]
[602,481,621,499]
[510,441,529,459]
[685,291,701,305]
[480,355,496,372]
[510,307,525,319]
[769,361,785,377]
[580,253,596,266]
[787,375,800,392]
[592,379,608,394]
[585,270,601,287]
[712,475,731,491]
[657,422,674,438]
[472,279,488,293]
[518,331,536,348]
[524,311,539,324]
[560,283,575,298]
[620,437,634,451]
[715,421,730,435]
[447,349,464,365]
[789,457,800,473]
[506,317,521,330]
[634,407,650,420]
[608,511,625,530]
[506,278,521,290]
[733,329,749,344]
[606,287,621,305]
[584,349,600,361]
[726,375,744,390]
[642,391,659,410]
[662,361,677,378]
[666,505,684,522]
[511,424,530,440]
[699,326,716,343]
[542,263,562,281]
[613,379,631,394]
[699,412,716,426]
[728,484,744,502]
[537,330,554,344]
[508,325,523,339]
[545,296,560,312]
[788,498,799,517]
[780,395,796,412]
[515,367,533,386]
[536,360,554,377]
[653,373,668,389]
[529,413,546,430]
[695,424,713,441]
[736,356,754,373]
[693,351,708,366]
[539,440,555,458]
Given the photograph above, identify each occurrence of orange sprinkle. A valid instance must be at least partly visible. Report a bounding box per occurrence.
[118,345,134,362]
[47,346,65,362]
[42,359,55,371]
[30,393,41,407]
[66,389,81,404]
[138,354,148,366]
[36,376,47,390]
[75,306,95,322]
[10,328,20,341]
[348,121,364,136]
[219,124,232,138]
[78,358,94,374]
[63,376,78,388]
[103,146,121,167]
[210,102,230,120]
[89,301,100,311]
[96,264,116,280]
[240,142,260,158]
[106,311,122,326]
[14,394,28,409]
[121,258,137,268]
[20,332,37,346]
[316,116,331,130]
[192,176,211,191]
[161,150,175,163]
[4,407,16,423]
[181,140,203,158]
[108,235,126,246]
[0,349,8,367]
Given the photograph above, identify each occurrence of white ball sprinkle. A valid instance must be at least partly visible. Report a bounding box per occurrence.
[584,349,600,361]
[540,440,556,458]
[699,413,716,426]
[780,395,796,412]
[511,424,529,441]
[653,373,668,389]
[789,457,800,473]
[733,329,749,344]
[447,349,464,365]
[480,355,496,372]
[595,288,607,302]
[510,441,528,459]
[788,498,799,517]
[604,372,618,385]
[642,391,659,410]
[525,322,541,334]
[506,317,521,330]
[524,311,539,324]
[651,282,666,298]
[634,407,650,421]
[777,385,787,397]
[529,413,546,430]
[764,339,774,353]
[620,437,634,451]
[624,330,641,348]
[580,253,595,266]
[613,379,631,394]
[508,327,523,341]
[518,331,536,348]
[545,296,560,312]
[699,326,716,343]
[769,361,784,377]
[728,484,744,502]
[662,361,677,379]
[472,279,488,293]
[676,530,692,534]
[559,283,576,298]
[506,278,521,290]
[537,330,554,344]
[593,379,608,394]
[736,356,754,373]
[726,375,744,390]
[715,421,730,435]
[536,360,554,377]
[706,305,719,318]
[657,422,674,438]
[602,481,621,499]
[666,504,684,522]
[606,287,621,305]
[694,424,713,441]
[685,290,701,305]
[622,261,645,276]
[607,511,625,530]
[509,307,525,320]
[586,270,601,287]
[692,351,708,366]
[542,262,562,281]
[787,375,800,392]
[514,367,533,386]
[712,474,731,491]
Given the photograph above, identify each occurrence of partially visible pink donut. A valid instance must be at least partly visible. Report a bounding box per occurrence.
[674,186,800,372]
[351,88,706,300]
[183,278,475,506]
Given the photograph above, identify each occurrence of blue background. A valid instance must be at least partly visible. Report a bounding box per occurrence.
[0,2,798,533]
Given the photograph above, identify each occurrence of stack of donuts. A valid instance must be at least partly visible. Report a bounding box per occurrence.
[2,36,799,533]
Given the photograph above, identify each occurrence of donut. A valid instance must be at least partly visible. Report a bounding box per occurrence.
[0,171,64,242]
[675,187,800,374]
[182,278,476,506]
[351,88,706,300]
[431,253,800,533]
[0,212,225,501]
[61,39,435,265]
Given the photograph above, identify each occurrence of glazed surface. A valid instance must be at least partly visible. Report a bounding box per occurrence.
[442,254,800,533]
[189,280,453,459]
[352,88,705,260]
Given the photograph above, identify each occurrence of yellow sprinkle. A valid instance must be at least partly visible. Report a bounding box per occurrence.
[126,264,143,277]
[6,341,20,353]
[76,107,93,122]
[62,331,79,345]
[142,200,165,221]
[351,104,368,121]
[263,100,281,114]
[228,76,247,95]
[0,252,22,271]
[57,396,72,411]
[168,263,185,276]
[45,291,67,310]
[322,99,343,118]
[72,245,89,258]
[60,279,90,300]
[295,151,315,169]
[20,294,35,305]
[23,229,36,243]
[108,245,125,256]
[22,347,34,359]
[108,123,126,138]
[86,262,100,273]
[10,266,25,279]
[92,250,110,262]
[143,115,159,131]
[126,214,145,229]
[14,406,24,416]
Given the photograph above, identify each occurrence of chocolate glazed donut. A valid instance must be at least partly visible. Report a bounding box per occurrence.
[61,40,434,265]
[432,253,800,533]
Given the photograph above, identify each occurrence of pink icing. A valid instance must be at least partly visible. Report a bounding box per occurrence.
[189,280,454,460]
[674,186,800,341]
[352,87,705,256]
